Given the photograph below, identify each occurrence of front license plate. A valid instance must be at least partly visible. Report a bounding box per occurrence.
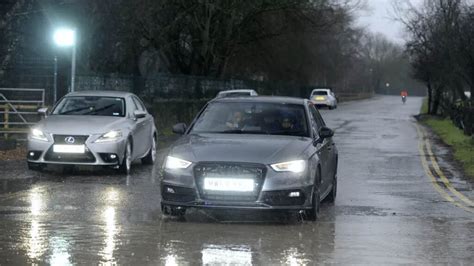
[53,144,85,154]
[204,178,254,192]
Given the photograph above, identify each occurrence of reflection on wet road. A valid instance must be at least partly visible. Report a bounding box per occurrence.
[0,96,473,264]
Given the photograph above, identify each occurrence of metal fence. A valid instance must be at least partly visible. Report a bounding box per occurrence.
[75,73,372,103]
[1,57,55,103]
[446,102,473,136]
[0,88,45,138]
[75,74,374,106]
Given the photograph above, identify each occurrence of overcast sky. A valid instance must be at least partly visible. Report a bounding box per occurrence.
[356,0,423,44]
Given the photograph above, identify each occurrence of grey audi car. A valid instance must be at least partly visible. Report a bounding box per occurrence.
[27,91,157,174]
[161,96,338,220]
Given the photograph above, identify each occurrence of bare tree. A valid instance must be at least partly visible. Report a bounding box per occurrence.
[0,0,35,82]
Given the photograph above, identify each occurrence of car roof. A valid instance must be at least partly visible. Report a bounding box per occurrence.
[211,96,307,105]
[312,88,331,92]
[65,90,135,98]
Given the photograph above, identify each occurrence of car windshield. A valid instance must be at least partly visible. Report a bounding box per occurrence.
[52,96,126,117]
[191,102,309,137]
[312,91,328,96]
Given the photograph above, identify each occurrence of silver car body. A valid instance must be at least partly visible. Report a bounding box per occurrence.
[27,91,157,168]
[310,88,337,109]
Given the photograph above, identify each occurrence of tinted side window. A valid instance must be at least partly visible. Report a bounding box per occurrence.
[133,96,147,112]
[309,104,325,129]
[131,97,144,111]
[129,96,139,113]
[307,104,319,135]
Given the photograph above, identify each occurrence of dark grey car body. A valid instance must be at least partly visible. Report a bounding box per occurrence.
[161,97,338,215]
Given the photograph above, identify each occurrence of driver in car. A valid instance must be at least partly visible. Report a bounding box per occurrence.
[281,117,294,130]
[226,111,243,129]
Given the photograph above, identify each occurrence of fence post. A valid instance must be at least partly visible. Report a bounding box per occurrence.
[4,105,9,139]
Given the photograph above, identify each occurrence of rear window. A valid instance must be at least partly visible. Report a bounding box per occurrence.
[52,96,126,117]
[312,91,328,96]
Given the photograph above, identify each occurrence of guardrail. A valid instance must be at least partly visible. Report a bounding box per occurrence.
[337,92,374,102]
[0,88,45,139]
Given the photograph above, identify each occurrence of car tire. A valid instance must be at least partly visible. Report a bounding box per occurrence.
[305,185,321,221]
[27,162,44,171]
[141,135,156,165]
[161,203,186,218]
[328,105,333,110]
[304,172,321,221]
[324,175,337,203]
[119,141,132,175]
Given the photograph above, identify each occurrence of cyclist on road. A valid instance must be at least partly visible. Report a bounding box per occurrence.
[401,89,408,104]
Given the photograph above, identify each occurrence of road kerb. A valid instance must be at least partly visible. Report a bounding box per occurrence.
[415,123,474,213]
[421,130,474,207]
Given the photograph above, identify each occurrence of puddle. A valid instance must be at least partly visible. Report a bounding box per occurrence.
[0,177,37,194]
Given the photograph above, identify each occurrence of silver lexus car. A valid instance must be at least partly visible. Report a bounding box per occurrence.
[27,91,157,174]
[161,96,338,220]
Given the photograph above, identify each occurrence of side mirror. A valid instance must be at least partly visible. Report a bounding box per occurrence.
[172,123,187,135]
[319,126,334,139]
[133,110,147,119]
[38,107,48,116]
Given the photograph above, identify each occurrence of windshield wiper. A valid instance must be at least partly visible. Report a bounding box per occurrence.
[59,106,92,115]
[216,129,268,134]
[83,104,116,115]
[269,130,305,136]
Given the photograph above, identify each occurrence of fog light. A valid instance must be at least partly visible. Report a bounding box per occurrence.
[166,187,176,194]
[27,151,41,160]
[289,191,300,197]
[110,154,117,159]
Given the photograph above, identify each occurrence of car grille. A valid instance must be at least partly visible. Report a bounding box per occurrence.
[44,134,96,163]
[53,135,89,145]
[194,162,266,202]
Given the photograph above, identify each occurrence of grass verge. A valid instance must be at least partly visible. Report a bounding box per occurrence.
[418,98,474,177]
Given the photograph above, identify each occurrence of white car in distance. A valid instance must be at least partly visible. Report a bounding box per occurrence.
[310,88,337,109]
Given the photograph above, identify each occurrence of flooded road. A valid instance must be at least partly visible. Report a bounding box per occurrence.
[0,96,473,265]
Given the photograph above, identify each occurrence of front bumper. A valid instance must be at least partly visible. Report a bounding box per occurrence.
[27,136,127,166]
[161,183,313,210]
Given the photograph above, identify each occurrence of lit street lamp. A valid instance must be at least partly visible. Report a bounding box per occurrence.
[53,28,77,93]
[385,82,390,95]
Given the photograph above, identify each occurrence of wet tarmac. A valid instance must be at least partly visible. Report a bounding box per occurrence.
[0,95,473,265]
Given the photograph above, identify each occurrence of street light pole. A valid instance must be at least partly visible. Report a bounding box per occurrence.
[71,45,76,92]
[53,56,58,103]
[53,28,77,93]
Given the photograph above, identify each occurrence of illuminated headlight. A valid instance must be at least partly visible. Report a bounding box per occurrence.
[30,128,49,142]
[271,160,306,173]
[165,156,192,169]
[95,130,122,143]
